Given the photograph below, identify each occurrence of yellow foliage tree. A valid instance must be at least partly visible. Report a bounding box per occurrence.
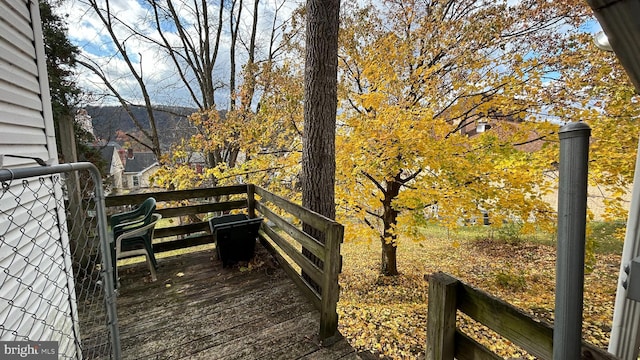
[542,32,640,221]
[152,60,305,196]
[335,0,621,275]
[152,0,640,278]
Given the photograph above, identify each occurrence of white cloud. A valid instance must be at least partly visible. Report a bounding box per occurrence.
[58,0,301,108]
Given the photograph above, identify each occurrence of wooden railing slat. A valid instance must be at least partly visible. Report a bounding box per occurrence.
[319,223,343,344]
[581,343,620,360]
[156,200,247,218]
[258,231,321,309]
[457,281,553,359]
[247,184,256,218]
[427,273,620,360]
[454,330,502,360]
[254,186,334,232]
[255,201,325,261]
[153,234,213,253]
[254,186,342,341]
[426,272,458,360]
[259,225,324,287]
[154,222,209,239]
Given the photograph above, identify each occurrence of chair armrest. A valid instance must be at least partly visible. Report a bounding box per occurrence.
[112,217,148,239]
[115,214,162,254]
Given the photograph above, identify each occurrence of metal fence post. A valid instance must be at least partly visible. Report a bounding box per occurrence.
[87,163,121,359]
[554,122,591,359]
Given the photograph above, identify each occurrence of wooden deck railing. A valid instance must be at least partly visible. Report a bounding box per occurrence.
[105,184,343,343]
[426,272,619,360]
[251,185,343,344]
[105,185,249,252]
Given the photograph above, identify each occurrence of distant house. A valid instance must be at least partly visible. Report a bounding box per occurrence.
[122,149,159,190]
[181,151,206,174]
[97,143,125,191]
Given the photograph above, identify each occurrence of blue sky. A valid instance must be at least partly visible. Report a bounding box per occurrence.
[59,0,608,111]
[58,0,300,108]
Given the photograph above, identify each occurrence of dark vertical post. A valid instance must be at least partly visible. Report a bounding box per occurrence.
[58,113,88,265]
[554,122,591,359]
[426,272,458,360]
[247,184,256,218]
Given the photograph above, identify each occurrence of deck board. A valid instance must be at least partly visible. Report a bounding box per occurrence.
[113,244,358,359]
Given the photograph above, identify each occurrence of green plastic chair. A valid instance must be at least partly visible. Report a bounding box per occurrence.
[114,213,162,283]
[109,197,160,285]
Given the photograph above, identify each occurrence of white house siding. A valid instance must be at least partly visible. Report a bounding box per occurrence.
[109,150,124,189]
[123,163,159,190]
[0,0,79,359]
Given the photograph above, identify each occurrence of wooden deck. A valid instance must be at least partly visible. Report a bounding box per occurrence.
[114,244,359,359]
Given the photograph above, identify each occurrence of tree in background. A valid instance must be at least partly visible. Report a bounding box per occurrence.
[67,0,639,279]
[298,0,340,291]
[152,2,305,191]
[41,0,78,127]
[40,0,104,170]
[74,0,294,165]
[335,0,618,275]
[302,0,340,222]
[153,0,640,279]
[541,31,640,222]
[152,59,306,192]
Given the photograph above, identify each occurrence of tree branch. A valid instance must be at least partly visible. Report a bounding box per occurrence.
[363,171,386,194]
[400,168,422,184]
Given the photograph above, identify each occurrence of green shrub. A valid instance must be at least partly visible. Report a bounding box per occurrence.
[588,221,625,255]
[494,269,527,292]
[496,221,524,243]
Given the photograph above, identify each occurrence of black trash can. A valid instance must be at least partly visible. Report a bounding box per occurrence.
[208,214,263,267]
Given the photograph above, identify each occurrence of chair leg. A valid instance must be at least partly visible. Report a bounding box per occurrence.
[147,244,159,269]
[146,253,157,282]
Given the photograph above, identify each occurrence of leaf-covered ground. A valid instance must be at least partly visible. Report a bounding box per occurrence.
[338,229,621,359]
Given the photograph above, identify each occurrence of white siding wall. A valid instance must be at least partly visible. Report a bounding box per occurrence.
[110,150,124,189]
[0,0,78,359]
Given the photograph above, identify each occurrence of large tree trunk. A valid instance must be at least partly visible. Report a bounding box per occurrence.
[301,0,340,290]
[381,178,401,276]
[381,241,398,276]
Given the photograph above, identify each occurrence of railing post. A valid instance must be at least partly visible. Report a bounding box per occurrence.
[247,184,256,218]
[427,272,458,360]
[319,222,343,344]
[554,122,591,360]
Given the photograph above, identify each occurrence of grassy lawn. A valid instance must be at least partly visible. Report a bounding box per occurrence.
[338,222,624,359]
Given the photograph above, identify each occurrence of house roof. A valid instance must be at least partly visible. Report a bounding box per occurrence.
[124,152,158,173]
[189,152,206,164]
[106,141,122,149]
[98,145,116,170]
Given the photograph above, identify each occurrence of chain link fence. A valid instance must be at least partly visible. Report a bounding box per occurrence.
[0,163,120,359]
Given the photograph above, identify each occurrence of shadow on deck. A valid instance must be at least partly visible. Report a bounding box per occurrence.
[115,244,358,359]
